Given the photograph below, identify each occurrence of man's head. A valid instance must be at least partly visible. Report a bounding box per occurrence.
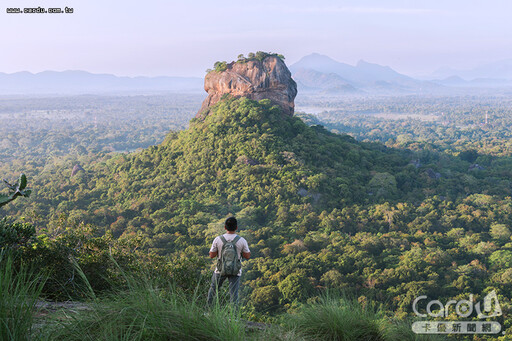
[225,217,238,231]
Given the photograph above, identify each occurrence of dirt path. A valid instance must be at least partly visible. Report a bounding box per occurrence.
[32,300,92,332]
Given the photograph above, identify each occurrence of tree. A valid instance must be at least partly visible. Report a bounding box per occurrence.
[320,269,344,288]
[251,285,280,312]
[490,223,511,242]
[255,51,266,60]
[278,270,313,303]
[489,250,512,269]
[368,172,398,199]
[213,61,227,72]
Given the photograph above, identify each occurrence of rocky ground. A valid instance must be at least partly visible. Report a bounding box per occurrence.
[32,300,92,333]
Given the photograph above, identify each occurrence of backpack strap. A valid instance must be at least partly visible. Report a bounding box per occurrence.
[219,235,241,256]
[232,236,242,261]
[219,235,240,245]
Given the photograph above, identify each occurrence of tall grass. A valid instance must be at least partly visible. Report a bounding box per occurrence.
[285,294,387,341]
[0,250,46,341]
[35,261,449,340]
[250,324,308,341]
[43,262,247,340]
[39,274,451,341]
[284,293,448,341]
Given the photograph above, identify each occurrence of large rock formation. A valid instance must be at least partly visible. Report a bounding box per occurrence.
[197,55,297,118]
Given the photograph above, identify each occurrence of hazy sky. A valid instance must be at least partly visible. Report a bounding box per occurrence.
[2,0,511,77]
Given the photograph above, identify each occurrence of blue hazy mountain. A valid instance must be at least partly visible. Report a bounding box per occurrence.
[432,59,512,82]
[0,70,204,94]
[291,68,360,94]
[289,53,437,94]
[432,75,468,86]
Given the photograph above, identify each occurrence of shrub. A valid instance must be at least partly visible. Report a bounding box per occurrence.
[213,61,228,72]
[0,217,36,251]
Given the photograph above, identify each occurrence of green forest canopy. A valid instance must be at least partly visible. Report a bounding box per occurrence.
[1,95,512,332]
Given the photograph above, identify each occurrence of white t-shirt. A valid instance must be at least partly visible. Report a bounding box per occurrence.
[210,233,250,276]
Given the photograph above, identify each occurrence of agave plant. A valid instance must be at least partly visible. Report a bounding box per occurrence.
[0,174,31,208]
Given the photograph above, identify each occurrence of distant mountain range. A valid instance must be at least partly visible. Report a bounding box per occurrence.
[289,53,438,94]
[0,71,203,95]
[432,59,512,81]
[2,55,512,96]
[431,75,512,88]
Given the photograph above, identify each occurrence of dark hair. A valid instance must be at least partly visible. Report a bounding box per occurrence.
[225,217,238,231]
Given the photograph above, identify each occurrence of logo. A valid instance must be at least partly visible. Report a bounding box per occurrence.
[411,290,502,335]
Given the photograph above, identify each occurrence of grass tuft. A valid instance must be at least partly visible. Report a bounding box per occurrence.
[283,292,449,341]
[0,250,46,341]
[285,293,386,341]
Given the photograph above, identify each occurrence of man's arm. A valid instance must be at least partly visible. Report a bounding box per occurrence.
[209,237,218,258]
[241,238,251,259]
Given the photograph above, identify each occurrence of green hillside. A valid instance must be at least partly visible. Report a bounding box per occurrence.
[22,96,417,245]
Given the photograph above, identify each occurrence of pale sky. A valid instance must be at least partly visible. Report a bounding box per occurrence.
[1,0,511,77]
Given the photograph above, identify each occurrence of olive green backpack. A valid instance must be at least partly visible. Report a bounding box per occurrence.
[217,235,241,276]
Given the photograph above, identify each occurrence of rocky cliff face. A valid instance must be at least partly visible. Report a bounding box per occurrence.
[197,56,297,118]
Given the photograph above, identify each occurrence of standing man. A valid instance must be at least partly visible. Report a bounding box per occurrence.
[207,217,251,308]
